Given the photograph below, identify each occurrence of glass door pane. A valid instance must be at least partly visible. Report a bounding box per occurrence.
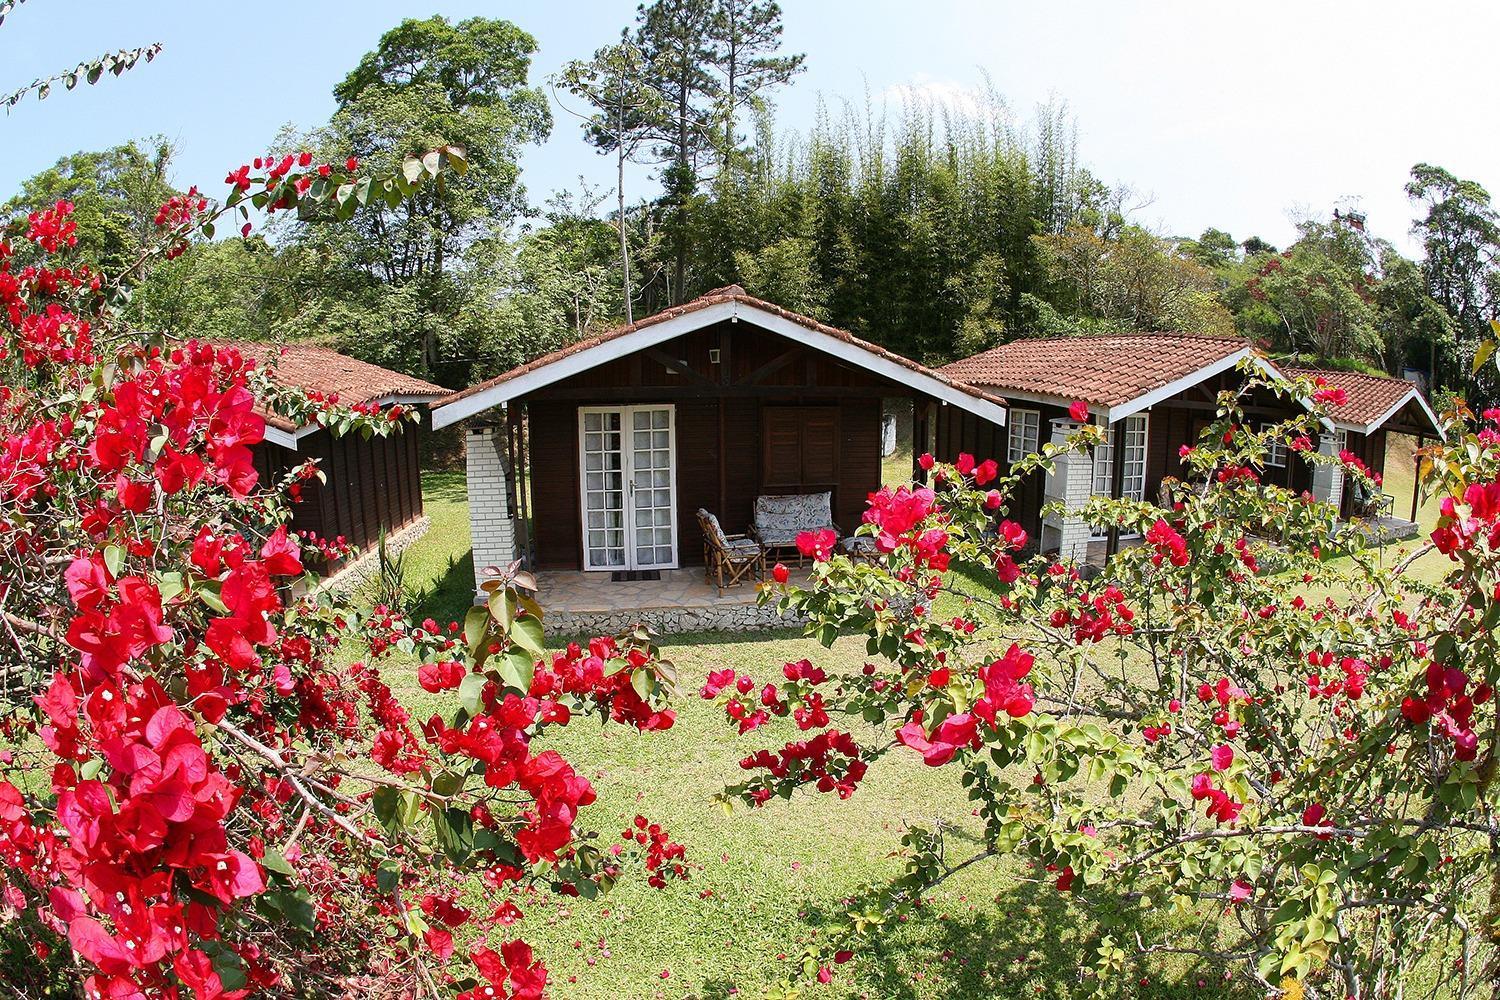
[629,406,676,567]
[580,409,626,569]
[1121,415,1148,503]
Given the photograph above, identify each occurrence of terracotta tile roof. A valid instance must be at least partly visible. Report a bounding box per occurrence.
[939,333,1250,409]
[1282,367,1435,432]
[432,285,1008,415]
[226,342,447,431]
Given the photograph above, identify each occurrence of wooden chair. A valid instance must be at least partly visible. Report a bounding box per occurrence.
[696,509,766,595]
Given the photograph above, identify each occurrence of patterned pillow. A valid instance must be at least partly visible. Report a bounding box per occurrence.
[753,492,835,543]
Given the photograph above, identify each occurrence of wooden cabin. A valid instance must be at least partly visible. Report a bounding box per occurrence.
[240,343,446,575]
[933,334,1442,557]
[432,286,1008,585]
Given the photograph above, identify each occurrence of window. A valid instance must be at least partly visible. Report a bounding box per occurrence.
[1008,409,1040,463]
[1262,423,1286,467]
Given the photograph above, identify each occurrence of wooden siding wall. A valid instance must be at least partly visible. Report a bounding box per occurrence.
[934,403,1056,544]
[521,321,890,570]
[251,420,425,575]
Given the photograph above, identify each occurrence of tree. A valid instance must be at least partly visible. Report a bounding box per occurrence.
[1406,163,1500,397]
[1033,224,1235,336]
[635,0,719,304]
[292,15,552,374]
[556,33,667,324]
[705,372,1499,997]
[1179,226,1240,271]
[1235,214,1385,363]
[2,138,177,277]
[515,183,627,340]
[705,0,804,157]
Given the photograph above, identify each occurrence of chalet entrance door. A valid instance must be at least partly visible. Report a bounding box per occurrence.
[578,405,678,571]
[1090,414,1149,538]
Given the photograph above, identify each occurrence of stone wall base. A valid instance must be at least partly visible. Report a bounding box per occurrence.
[545,601,808,639]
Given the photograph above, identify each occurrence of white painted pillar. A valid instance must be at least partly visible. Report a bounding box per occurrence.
[1311,432,1345,514]
[466,423,518,597]
[1041,418,1095,563]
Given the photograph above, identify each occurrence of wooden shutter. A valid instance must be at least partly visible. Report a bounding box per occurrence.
[761,408,803,488]
[761,406,840,491]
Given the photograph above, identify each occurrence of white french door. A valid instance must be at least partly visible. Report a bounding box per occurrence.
[578,405,678,571]
[1091,414,1149,538]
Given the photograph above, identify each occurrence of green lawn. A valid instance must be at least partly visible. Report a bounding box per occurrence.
[367,472,1245,999]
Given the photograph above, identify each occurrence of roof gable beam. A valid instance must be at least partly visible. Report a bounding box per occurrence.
[432,299,1008,429]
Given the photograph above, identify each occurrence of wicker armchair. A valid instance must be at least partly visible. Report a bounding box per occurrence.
[696,508,766,594]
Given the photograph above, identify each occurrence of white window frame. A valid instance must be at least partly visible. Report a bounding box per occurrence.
[1262,423,1287,467]
[1008,408,1040,463]
[577,404,679,571]
[1091,413,1149,538]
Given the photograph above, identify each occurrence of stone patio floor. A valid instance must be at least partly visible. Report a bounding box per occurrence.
[533,566,815,636]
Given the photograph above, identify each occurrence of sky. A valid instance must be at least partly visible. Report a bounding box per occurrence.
[3,1,1497,256]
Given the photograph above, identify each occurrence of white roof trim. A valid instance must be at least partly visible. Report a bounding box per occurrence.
[1332,386,1444,439]
[261,423,309,450]
[959,386,1103,419]
[431,299,1009,429]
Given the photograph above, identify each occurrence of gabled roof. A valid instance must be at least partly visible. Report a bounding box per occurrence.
[1282,367,1442,436]
[229,342,446,449]
[431,286,1009,429]
[940,332,1260,422]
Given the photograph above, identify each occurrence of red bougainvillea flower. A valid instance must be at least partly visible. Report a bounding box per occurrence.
[796,528,838,562]
[1069,400,1091,422]
[974,643,1035,723]
[896,711,979,766]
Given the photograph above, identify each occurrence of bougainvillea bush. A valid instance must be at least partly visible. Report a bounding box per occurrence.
[0,153,684,999]
[707,380,1500,999]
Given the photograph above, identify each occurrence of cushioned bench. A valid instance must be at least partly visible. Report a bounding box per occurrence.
[751,492,839,564]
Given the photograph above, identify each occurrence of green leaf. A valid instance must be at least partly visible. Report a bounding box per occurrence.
[1474,336,1496,375]
[511,615,546,657]
[431,807,474,865]
[103,544,125,578]
[372,786,403,830]
[261,850,295,876]
[431,770,465,797]
[499,650,535,693]
[464,606,490,653]
[488,587,517,633]
[402,157,424,185]
[458,672,487,716]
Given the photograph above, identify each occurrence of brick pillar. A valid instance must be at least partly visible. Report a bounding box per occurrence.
[1041,418,1094,563]
[1311,432,1345,514]
[467,424,517,597]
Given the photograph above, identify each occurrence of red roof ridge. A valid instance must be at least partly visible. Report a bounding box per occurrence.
[220,340,447,433]
[937,331,1255,409]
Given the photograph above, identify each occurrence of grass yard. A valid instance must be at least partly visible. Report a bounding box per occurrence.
[360,472,1250,999]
